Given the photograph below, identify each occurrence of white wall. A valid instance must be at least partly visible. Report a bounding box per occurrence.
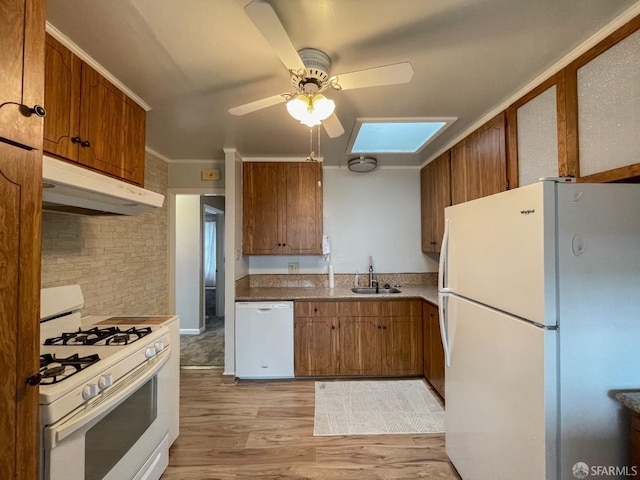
[248,165,438,274]
[175,195,203,333]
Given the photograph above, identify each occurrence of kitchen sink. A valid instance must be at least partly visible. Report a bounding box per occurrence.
[351,287,401,294]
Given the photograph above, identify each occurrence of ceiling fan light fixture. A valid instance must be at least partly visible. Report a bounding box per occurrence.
[286,93,335,127]
[286,94,310,121]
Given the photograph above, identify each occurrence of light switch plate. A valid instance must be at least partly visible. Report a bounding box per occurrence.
[288,262,299,274]
[201,168,221,181]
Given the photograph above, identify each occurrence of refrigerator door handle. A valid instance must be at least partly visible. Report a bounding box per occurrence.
[438,292,451,367]
[438,219,451,293]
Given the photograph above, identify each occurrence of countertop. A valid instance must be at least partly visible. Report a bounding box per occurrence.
[236,284,439,306]
[616,392,640,415]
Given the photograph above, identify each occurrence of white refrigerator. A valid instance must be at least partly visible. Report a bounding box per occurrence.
[438,179,640,480]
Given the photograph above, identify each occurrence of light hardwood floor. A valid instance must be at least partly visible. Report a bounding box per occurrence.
[161,369,460,479]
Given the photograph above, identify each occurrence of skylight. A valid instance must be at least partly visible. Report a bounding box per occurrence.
[348,118,456,154]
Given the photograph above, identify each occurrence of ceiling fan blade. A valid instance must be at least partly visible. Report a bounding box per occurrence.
[323,113,345,138]
[245,0,305,72]
[336,62,414,91]
[228,94,286,116]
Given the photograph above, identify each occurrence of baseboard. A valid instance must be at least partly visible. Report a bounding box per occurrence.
[180,327,205,335]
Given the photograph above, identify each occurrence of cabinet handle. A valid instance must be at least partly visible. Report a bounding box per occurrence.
[26,373,41,386]
[382,326,387,330]
[313,308,318,312]
[80,140,91,148]
[331,326,336,330]
[378,325,382,329]
[71,136,82,144]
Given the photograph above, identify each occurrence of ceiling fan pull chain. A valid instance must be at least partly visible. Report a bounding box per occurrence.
[318,124,321,156]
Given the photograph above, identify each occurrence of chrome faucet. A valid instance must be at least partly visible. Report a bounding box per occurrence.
[369,256,378,288]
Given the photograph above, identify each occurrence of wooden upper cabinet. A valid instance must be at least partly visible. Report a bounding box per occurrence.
[0,0,46,151]
[78,64,145,185]
[43,34,81,160]
[451,112,507,205]
[421,151,451,253]
[43,34,146,186]
[243,161,323,255]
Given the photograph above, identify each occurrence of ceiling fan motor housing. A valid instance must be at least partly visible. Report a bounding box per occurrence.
[291,48,332,90]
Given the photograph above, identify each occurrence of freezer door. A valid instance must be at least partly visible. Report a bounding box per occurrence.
[445,295,557,480]
[444,181,557,326]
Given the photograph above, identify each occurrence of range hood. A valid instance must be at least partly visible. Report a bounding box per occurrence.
[42,156,164,216]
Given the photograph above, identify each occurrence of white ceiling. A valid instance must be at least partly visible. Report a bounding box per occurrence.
[46,0,640,167]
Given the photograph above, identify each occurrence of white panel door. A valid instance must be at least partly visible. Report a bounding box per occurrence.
[444,181,557,326]
[445,295,557,480]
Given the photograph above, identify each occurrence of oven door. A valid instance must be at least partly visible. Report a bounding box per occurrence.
[42,348,171,480]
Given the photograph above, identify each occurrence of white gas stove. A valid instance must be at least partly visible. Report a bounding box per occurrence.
[39,285,172,480]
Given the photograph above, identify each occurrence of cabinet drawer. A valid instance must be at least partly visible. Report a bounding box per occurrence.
[294,301,337,317]
[389,300,423,317]
[338,301,390,317]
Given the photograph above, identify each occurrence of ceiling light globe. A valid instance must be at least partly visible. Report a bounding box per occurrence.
[312,94,335,120]
[300,117,322,127]
[286,96,310,121]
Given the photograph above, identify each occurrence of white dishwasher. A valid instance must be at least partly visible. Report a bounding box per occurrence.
[235,301,294,379]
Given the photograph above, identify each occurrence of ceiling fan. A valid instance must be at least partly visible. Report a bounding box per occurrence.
[228,0,414,138]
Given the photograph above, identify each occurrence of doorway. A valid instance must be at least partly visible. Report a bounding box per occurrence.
[174,194,226,367]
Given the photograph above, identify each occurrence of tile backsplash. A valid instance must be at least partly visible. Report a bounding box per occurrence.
[41,154,169,316]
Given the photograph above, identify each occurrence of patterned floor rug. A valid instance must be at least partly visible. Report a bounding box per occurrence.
[314,379,445,436]
[180,315,224,367]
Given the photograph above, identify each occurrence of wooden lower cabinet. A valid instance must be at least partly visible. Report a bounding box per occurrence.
[423,301,445,398]
[339,317,382,375]
[294,317,339,376]
[294,300,423,377]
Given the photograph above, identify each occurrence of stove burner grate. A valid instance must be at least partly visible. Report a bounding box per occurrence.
[44,326,153,346]
[38,353,100,384]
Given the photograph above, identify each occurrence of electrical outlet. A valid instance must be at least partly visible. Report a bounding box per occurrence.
[288,262,299,274]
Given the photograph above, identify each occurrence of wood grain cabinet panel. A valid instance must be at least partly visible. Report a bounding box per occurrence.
[339,317,382,376]
[380,316,423,375]
[294,317,339,376]
[0,3,44,479]
[43,34,145,186]
[243,162,322,255]
[451,113,507,205]
[423,302,445,398]
[294,300,423,377]
[421,151,451,253]
[0,0,45,151]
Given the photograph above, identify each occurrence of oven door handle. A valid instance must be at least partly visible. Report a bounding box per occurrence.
[44,347,171,450]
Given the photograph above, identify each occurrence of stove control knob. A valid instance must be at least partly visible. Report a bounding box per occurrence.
[82,383,99,400]
[98,374,113,390]
[145,347,157,358]
[154,341,165,352]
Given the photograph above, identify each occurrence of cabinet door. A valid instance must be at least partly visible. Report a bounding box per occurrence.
[339,317,381,375]
[78,64,146,185]
[421,151,451,252]
[243,162,282,254]
[43,34,81,161]
[429,306,445,398]
[294,317,339,376]
[451,113,507,205]
[423,304,432,381]
[0,144,42,480]
[380,317,423,375]
[281,162,323,254]
[0,0,45,151]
